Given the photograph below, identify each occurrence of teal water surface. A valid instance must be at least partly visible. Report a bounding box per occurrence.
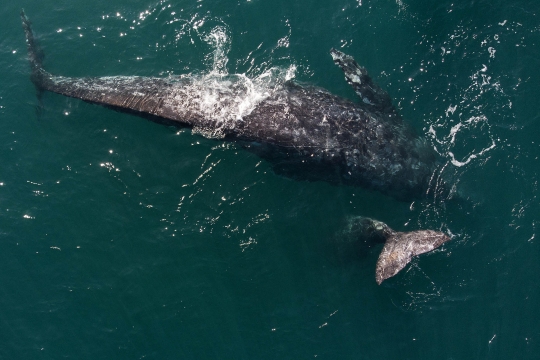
[1,0,539,359]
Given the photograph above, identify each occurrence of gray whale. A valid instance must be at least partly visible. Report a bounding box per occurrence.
[21,11,449,284]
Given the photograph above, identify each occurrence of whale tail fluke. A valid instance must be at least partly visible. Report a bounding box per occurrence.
[375,228,450,284]
[342,217,450,284]
[21,10,49,88]
[21,10,42,70]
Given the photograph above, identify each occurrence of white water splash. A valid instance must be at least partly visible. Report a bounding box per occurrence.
[163,61,296,139]
[204,26,231,75]
[429,115,496,167]
[174,16,297,137]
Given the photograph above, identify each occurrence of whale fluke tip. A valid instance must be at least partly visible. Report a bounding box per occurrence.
[375,229,450,285]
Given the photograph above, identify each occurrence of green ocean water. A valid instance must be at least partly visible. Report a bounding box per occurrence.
[1,0,539,358]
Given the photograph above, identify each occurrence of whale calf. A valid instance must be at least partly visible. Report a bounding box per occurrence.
[21,11,450,284]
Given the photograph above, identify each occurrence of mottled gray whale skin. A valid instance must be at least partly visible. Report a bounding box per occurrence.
[342,217,450,284]
[21,11,449,284]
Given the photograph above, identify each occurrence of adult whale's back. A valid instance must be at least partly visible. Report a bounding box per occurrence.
[21,11,450,284]
[21,11,436,200]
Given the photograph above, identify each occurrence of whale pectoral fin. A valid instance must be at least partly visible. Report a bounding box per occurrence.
[375,229,450,284]
[330,48,394,114]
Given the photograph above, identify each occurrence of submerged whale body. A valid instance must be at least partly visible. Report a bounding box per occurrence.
[21,11,450,284]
